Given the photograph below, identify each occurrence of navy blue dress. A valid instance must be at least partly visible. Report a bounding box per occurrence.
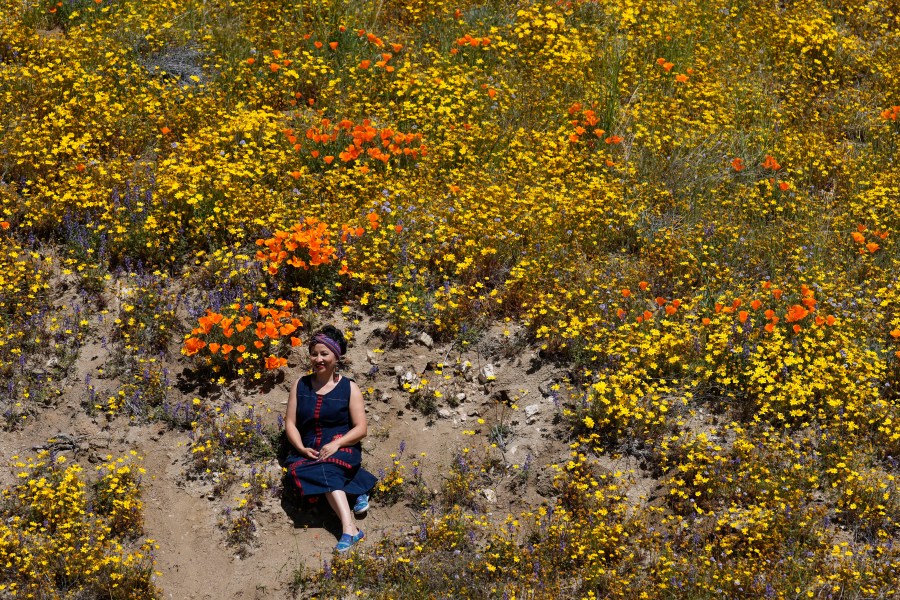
[286,375,377,498]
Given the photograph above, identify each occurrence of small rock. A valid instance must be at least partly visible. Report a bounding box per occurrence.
[397,370,418,389]
[538,380,554,397]
[478,364,496,384]
[455,392,467,403]
[493,389,512,404]
[438,408,452,419]
[394,365,406,376]
[366,350,379,364]
[459,415,467,422]
[417,332,434,349]
[524,404,541,418]
[481,488,497,504]
[526,416,537,425]
[468,409,480,417]
[372,414,381,422]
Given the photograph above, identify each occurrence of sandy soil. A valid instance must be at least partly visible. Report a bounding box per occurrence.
[2,309,640,599]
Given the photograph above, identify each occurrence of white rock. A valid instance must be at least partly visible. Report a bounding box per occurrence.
[417,332,434,348]
[524,404,541,418]
[438,408,452,419]
[455,392,467,403]
[366,350,379,364]
[478,364,496,384]
[481,488,497,504]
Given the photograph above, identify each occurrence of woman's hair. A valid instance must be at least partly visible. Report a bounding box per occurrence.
[309,324,348,357]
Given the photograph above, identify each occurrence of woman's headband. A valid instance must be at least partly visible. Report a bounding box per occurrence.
[311,333,342,358]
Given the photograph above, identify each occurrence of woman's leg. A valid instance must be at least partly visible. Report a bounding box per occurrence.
[324,490,358,536]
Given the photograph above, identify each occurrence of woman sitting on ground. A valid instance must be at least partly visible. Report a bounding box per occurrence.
[284,325,376,552]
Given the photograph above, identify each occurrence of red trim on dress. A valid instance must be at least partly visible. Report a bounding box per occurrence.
[322,457,353,470]
[313,393,324,449]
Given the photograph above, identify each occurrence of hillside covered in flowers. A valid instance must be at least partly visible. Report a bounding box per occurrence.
[1,0,900,597]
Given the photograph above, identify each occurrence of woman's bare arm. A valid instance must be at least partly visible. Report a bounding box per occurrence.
[285,378,318,459]
[318,380,368,459]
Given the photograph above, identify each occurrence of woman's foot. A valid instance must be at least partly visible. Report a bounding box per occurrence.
[335,529,364,553]
[353,493,369,516]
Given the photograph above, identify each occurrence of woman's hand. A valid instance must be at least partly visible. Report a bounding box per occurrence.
[298,446,320,460]
[319,440,341,460]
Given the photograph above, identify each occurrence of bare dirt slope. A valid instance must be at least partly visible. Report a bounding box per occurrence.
[3,311,610,599]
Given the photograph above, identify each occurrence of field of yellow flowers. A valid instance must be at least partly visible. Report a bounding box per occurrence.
[2,0,900,597]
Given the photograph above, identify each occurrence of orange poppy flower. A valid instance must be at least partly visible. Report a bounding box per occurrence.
[183,337,206,356]
[866,242,880,253]
[617,308,626,319]
[639,281,649,291]
[761,155,781,171]
[208,343,220,354]
[764,323,775,333]
[785,305,809,322]
[265,356,287,370]
[702,318,711,325]
[665,305,677,315]
[738,311,749,323]
[731,158,744,171]
[750,299,762,310]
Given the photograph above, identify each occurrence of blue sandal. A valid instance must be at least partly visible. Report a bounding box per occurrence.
[335,530,364,553]
[353,493,369,516]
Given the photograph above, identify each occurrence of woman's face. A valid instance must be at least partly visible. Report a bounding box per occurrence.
[309,343,338,374]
